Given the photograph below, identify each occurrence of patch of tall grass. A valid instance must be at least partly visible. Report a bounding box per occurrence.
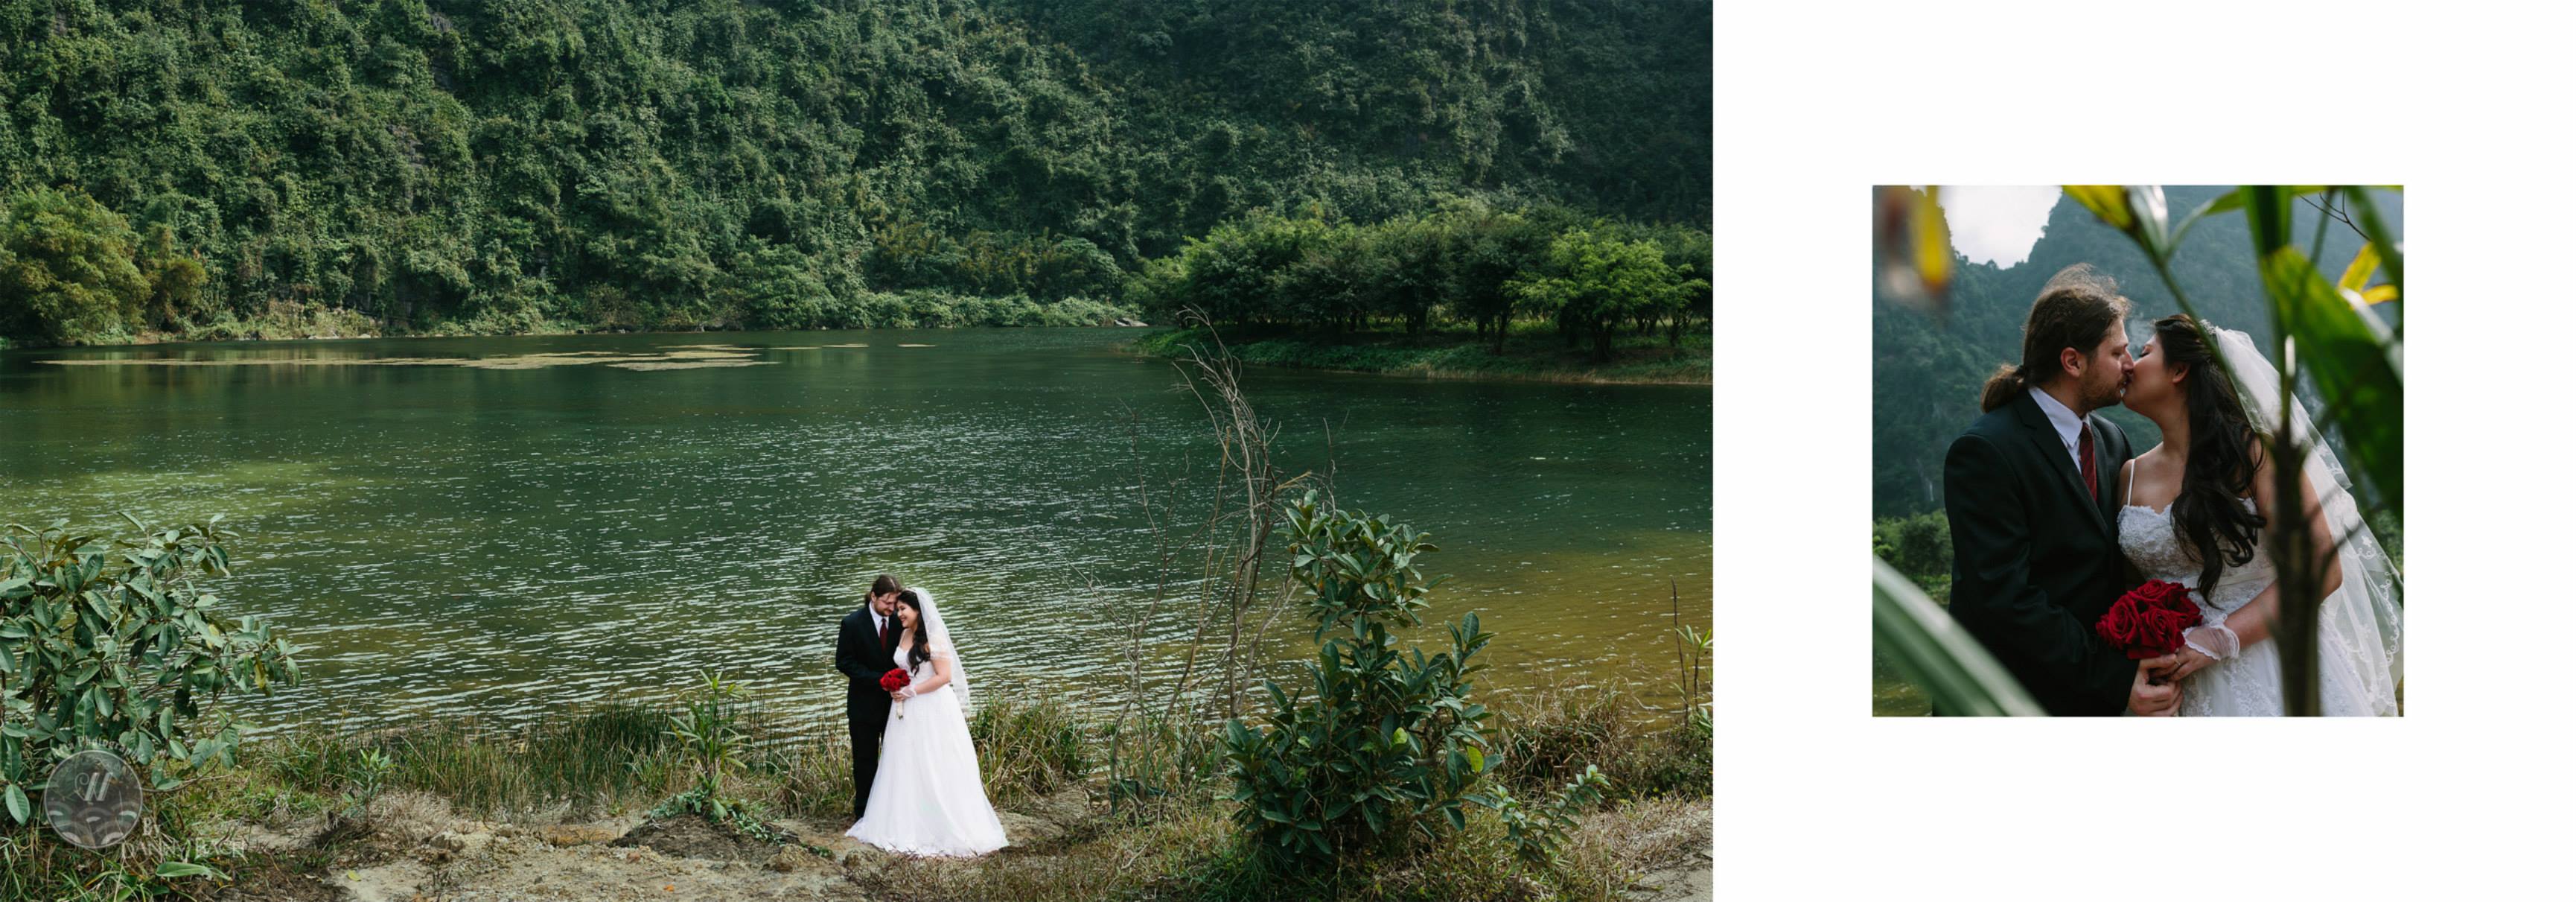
[1101,708,1229,822]
[971,696,1094,806]
[228,688,1104,833]
[241,702,680,822]
[4,685,1703,902]
[1490,679,1713,804]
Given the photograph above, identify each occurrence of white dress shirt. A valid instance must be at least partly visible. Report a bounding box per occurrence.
[2027,386,2091,475]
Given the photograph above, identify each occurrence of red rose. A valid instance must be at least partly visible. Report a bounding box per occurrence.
[2097,599,2141,647]
[879,668,913,717]
[2094,580,2202,660]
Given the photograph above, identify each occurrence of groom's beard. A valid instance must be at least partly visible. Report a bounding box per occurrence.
[2079,374,2126,413]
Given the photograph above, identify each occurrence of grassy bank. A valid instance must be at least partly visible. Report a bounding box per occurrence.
[1129,325,1710,385]
[1,682,1709,901]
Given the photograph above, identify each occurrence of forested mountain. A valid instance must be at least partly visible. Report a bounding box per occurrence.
[0,0,1709,340]
[1872,186,2403,518]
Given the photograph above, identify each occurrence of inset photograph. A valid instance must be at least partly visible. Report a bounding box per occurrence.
[1872,185,2403,717]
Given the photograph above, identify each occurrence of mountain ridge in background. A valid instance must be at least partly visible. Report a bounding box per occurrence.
[0,0,1710,334]
[1872,186,2402,518]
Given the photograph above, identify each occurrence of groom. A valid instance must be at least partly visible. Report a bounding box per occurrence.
[1943,264,2178,716]
[835,574,905,819]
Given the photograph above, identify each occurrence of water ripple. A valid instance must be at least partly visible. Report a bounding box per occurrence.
[1,329,1710,733]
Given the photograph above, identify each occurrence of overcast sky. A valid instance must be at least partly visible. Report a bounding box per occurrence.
[1931,185,2062,267]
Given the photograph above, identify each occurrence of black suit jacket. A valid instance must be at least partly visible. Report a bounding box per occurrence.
[1942,389,2138,716]
[836,607,898,717]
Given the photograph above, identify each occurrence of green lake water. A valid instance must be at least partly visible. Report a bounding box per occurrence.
[0,328,1710,734]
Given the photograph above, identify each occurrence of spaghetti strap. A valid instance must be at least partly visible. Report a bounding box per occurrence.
[2123,460,2134,506]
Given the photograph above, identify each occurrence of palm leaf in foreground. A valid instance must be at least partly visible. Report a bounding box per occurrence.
[1872,559,2044,717]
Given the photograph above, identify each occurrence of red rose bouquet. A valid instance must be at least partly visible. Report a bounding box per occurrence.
[2094,580,2202,665]
[879,668,911,718]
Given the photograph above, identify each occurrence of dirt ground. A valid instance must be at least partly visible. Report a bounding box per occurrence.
[197,787,1105,902]
[1589,796,1714,902]
[197,790,1712,901]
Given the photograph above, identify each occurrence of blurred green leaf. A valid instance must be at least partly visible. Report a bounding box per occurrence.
[2257,247,2403,518]
[2245,185,2295,254]
[2126,185,2171,256]
[1872,559,2043,717]
[155,860,216,879]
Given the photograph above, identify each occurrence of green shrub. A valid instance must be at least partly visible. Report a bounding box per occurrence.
[1222,492,1499,868]
[663,670,748,816]
[645,670,809,848]
[1871,512,1951,584]
[0,516,300,824]
[0,188,148,346]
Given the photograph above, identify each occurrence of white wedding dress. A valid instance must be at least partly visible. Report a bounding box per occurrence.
[2119,497,2289,716]
[844,590,1009,857]
[2114,324,2402,717]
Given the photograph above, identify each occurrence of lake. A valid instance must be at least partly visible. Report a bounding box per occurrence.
[0,328,1710,734]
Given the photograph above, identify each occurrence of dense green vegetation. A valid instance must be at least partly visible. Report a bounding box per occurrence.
[1128,200,1708,353]
[1225,493,1500,867]
[1869,512,1950,603]
[1872,186,2403,519]
[0,0,1709,348]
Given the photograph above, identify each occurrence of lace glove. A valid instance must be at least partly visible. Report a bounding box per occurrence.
[2183,623,2240,661]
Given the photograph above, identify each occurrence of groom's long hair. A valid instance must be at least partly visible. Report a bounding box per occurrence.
[1979,264,2132,412]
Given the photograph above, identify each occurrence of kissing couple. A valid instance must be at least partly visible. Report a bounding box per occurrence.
[1942,264,2403,716]
[835,574,1010,854]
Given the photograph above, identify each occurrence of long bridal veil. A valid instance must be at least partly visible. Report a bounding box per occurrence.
[2210,325,2404,715]
[908,585,972,715]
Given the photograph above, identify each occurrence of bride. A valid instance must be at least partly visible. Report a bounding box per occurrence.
[2115,315,2403,716]
[844,587,1010,855]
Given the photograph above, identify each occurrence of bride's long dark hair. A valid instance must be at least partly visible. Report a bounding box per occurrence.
[2155,314,2269,591]
[895,590,933,673]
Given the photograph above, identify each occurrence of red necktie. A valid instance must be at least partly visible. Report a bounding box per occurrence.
[2078,422,2097,498]
[880,614,896,651]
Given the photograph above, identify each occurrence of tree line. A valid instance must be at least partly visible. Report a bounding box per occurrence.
[1126,197,1709,359]
[0,0,1709,346]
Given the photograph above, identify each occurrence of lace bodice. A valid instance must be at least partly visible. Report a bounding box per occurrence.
[893,638,957,692]
[2120,496,2285,717]
[2118,497,2273,617]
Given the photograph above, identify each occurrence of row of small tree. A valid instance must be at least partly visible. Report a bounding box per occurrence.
[1126,197,1710,358]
